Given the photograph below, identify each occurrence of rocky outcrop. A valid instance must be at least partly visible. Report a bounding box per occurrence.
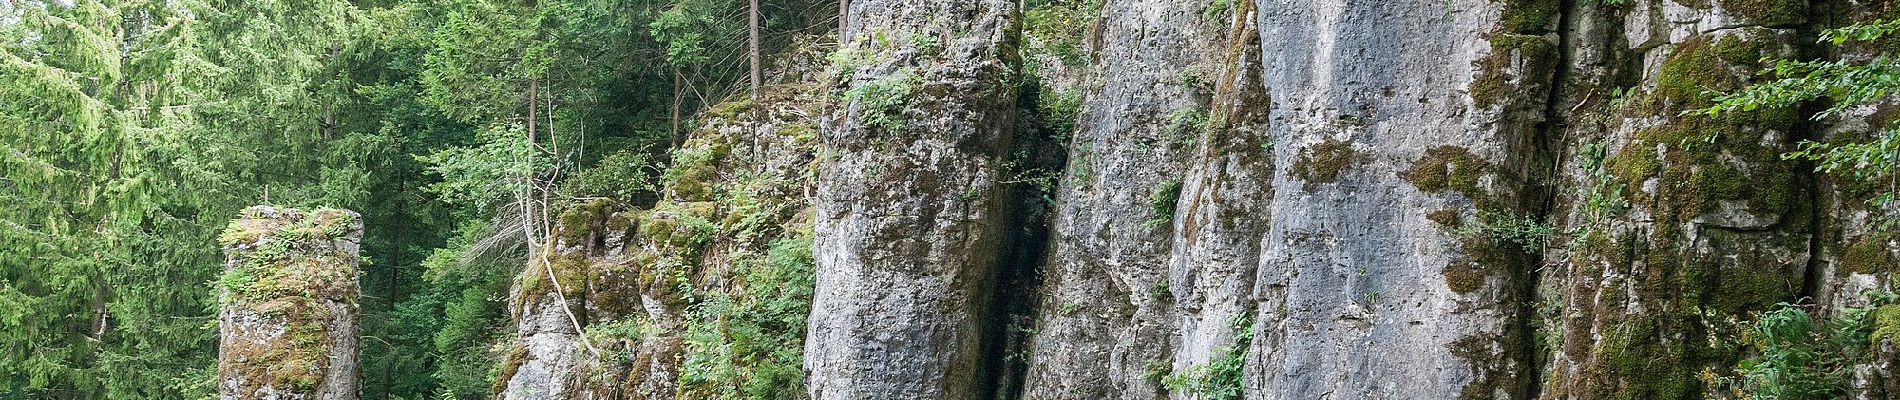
[1542,1,1816,398]
[1238,0,1558,398]
[490,0,1900,399]
[494,41,827,400]
[804,1,1023,399]
[217,206,363,400]
[1018,0,1266,398]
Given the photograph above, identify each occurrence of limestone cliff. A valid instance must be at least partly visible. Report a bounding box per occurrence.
[493,1,1900,399]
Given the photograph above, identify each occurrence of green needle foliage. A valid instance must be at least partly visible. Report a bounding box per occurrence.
[1,0,834,398]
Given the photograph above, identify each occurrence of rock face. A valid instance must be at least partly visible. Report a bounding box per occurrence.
[496,0,1900,399]
[1019,0,1263,398]
[1542,1,1816,398]
[1242,0,1554,398]
[804,1,1022,399]
[217,206,362,400]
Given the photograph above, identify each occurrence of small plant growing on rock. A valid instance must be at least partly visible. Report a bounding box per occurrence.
[1165,107,1209,147]
[1451,210,1557,254]
[1144,180,1184,230]
[1164,312,1254,398]
[1719,290,1897,400]
[842,69,922,131]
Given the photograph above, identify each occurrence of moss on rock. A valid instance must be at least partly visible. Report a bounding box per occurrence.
[1841,235,1896,274]
[218,206,361,397]
[1428,208,1465,227]
[1714,0,1806,26]
[1291,138,1361,186]
[1872,305,1900,349]
[1406,145,1494,206]
[1500,0,1560,34]
[1471,34,1558,110]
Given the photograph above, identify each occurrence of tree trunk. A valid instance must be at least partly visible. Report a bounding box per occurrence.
[749,0,762,101]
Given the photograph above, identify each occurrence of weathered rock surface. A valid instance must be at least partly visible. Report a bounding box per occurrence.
[1542,1,1816,398]
[804,1,1023,399]
[218,206,362,400]
[1239,0,1557,398]
[494,0,1900,399]
[1018,0,1267,398]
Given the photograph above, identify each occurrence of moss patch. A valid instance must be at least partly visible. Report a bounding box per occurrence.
[1406,145,1495,206]
[1872,305,1900,349]
[1428,208,1465,227]
[1840,235,1896,274]
[1471,34,1558,109]
[1644,33,1775,114]
[1449,334,1517,400]
[1589,318,1701,400]
[1291,138,1360,186]
[662,136,734,202]
[1500,0,1560,34]
[1714,0,1806,26]
[1442,264,1490,294]
[1442,229,1529,295]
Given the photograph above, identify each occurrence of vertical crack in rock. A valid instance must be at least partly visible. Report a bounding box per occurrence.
[1800,1,1900,397]
[1013,0,1240,398]
[978,80,1069,400]
[217,206,362,400]
[805,1,1023,399]
[1519,1,1579,399]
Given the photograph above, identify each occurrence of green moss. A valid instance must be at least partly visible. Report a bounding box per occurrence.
[605,211,636,234]
[1442,264,1489,294]
[1714,0,1805,26]
[662,136,734,202]
[1872,305,1900,348]
[491,344,529,395]
[1406,145,1493,205]
[1604,142,1661,190]
[707,98,755,120]
[781,122,818,145]
[1501,0,1560,34]
[1428,208,1465,227]
[1705,262,1793,313]
[1443,228,1529,294]
[557,198,617,243]
[516,251,590,305]
[1841,236,1895,274]
[1449,335,1512,400]
[1291,138,1360,186]
[1648,33,1773,113]
[1592,319,1699,400]
[1471,34,1558,109]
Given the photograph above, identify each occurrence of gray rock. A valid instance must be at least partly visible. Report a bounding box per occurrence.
[218,206,362,400]
[805,1,1022,399]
